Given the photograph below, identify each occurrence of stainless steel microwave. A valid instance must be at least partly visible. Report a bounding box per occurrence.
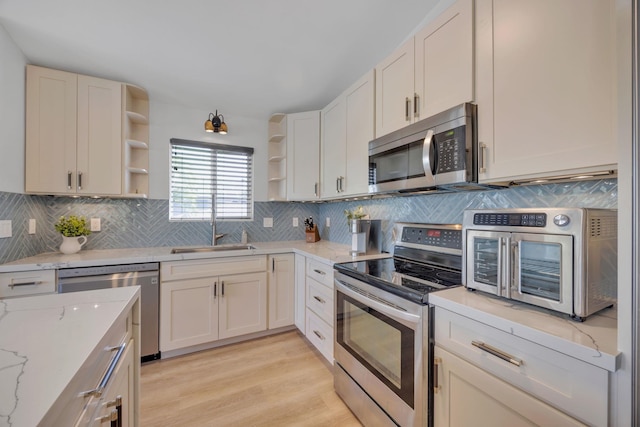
[368,103,479,194]
[462,208,617,320]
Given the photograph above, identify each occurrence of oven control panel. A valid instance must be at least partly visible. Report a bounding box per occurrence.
[401,227,462,249]
[473,213,547,227]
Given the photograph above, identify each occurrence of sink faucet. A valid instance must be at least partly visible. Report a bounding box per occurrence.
[211,193,225,246]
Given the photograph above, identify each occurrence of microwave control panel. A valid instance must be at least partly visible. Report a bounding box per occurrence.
[473,213,547,227]
[434,126,466,173]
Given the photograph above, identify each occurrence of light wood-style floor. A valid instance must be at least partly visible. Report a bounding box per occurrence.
[140,330,362,426]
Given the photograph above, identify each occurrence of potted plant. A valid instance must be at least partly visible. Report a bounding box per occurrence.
[54,215,91,254]
[344,206,367,230]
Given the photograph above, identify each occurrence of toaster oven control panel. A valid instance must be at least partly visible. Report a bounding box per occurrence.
[473,213,547,227]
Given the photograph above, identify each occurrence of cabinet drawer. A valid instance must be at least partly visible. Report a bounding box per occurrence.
[161,256,267,281]
[306,277,334,325]
[0,270,56,298]
[306,308,334,364]
[306,258,333,287]
[434,307,608,427]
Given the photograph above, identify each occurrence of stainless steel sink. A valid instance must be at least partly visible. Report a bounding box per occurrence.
[170,244,256,254]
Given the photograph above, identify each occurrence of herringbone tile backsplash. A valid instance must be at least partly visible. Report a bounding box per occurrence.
[0,179,618,264]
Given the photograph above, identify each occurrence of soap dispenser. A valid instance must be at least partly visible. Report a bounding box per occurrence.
[241,228,248,244]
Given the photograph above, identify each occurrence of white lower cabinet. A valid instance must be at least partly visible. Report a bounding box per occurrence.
[294,254,306,332]
[304,257,335,364]
[433,346,585,427]
[92,339,135,427]
[160,257,267,353]
[434,307,608,426]
[267,253,295,329]
[0,269,56,298]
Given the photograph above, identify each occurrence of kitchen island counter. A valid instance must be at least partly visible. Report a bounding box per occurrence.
[0,286,140,427]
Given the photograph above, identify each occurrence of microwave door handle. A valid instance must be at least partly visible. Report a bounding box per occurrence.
[422,129,436,179]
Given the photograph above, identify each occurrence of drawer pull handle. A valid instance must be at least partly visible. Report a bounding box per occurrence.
[81,343,126,398]
[9,280,42,289]
[313,295,325,304]
[313,330,325,341]
[472,340,522,367]
[433,357,442,394]
[313,269,326,276]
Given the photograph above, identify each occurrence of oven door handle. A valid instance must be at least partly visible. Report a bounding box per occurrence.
[335,280,421,325]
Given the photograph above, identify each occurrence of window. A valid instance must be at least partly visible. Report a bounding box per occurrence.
[169,138,254,221]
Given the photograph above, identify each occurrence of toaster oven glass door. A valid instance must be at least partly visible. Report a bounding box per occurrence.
[465,230,510,296]
[510,233,574,314]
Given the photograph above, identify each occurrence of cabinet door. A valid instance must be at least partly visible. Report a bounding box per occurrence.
[476,0,616,183]
[25,65,77,194]
[219,272,267,339]
[375,37,415,137]
[97,339,135,427]
[415,0,473,119]
[160,278,219,351]
[268,254,295,329]
[294,254,306,332]
[344,69,375,196]
[286,111,320,200]
[321,96,346,198]
[77,75,122,195]
[433,347,585,427]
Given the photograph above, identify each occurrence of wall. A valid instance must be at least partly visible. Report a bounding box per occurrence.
[0,23,27,193]
[0,179,617,264]
[149,102,269,201]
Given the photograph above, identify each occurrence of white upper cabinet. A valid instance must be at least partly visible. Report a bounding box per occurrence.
[286,111,321,201]
[321,70,375,199]
[26,65,148,197]
[475,0,617,183]
[415,0,474,119]
[376,0,474,137]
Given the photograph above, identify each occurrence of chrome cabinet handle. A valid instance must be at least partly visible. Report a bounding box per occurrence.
[314,182,318,197]
[82,343,126,398]
[8,280,42,289]
[67,171,73,190]
[339,176,344,192]
[479,143,487,173]
[313,330,325,341]
[433,357,442,394]
[336,177,340,193]
[221,281,225,297]
[313,269,326,275]
[77,171,83,190]
[213,282,217,299]
[272,258,275,272]
[313,295,325,304]
[414,93,419,118]
[106,395,123,427]
[472,340,523,367]
[405,97,411,121]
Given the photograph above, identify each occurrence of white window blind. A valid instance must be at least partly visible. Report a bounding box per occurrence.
[170,138,254,221]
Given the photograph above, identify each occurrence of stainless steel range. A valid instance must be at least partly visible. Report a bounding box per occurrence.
[333,223,463,427]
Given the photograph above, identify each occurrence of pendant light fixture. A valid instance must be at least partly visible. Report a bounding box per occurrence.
[204,110,228,134]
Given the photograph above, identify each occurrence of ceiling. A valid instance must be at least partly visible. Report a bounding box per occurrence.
[0,0,441,120]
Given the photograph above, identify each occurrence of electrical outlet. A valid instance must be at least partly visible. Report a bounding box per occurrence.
[263,217,273,228]
[0,220,12,238]
[292,217,299,227]
[326,217,331,227]
[28,219,36,234]
[91,218,101,232]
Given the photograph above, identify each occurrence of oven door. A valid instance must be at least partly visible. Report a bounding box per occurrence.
[334,274,425,427]
[465,230,511,296]
[510,232,574,315]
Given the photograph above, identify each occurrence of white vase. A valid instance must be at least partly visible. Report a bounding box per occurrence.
[59,235,87,255]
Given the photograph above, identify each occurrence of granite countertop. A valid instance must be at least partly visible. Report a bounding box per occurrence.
[0,240,391,273]
[429,286,619,372]
[0,287,140,427]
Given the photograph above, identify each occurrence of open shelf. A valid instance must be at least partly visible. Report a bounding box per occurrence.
[267,113,288,201]
[122,84,149,198]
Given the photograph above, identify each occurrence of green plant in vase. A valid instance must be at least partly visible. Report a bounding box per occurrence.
[55,215,91,254]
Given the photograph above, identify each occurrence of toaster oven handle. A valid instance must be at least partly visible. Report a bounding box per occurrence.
[422,129,436,179]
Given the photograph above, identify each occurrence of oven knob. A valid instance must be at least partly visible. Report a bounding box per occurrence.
[553,214,570,226]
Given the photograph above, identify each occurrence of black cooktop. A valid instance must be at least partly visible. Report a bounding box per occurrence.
[334,256,462,305]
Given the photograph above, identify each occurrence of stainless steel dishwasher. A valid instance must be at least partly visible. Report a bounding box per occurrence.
[57,262,160,362]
